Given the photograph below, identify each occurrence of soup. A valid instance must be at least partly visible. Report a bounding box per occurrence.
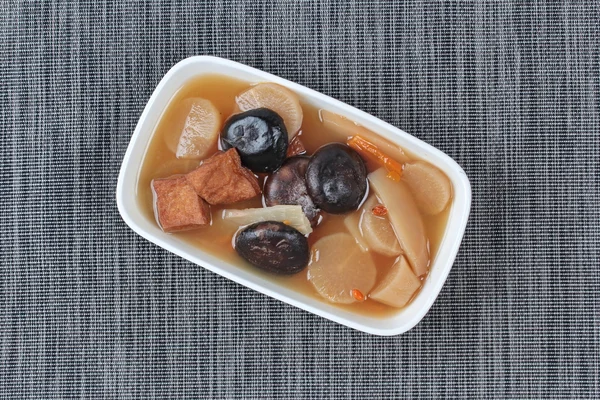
[137,74,451,317]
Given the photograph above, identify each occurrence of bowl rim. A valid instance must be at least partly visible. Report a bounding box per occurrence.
[116,55,471,336]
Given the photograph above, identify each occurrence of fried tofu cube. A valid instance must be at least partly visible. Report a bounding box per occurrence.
[152,176,211,232]
[185,149,261,205]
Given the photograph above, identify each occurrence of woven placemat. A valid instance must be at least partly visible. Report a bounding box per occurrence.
[1,1,599,398]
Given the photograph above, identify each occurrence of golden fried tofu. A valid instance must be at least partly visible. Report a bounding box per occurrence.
[185,149,261,205]
[152,176,211,232]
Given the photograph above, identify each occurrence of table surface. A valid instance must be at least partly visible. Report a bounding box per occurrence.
[1,1,599,399]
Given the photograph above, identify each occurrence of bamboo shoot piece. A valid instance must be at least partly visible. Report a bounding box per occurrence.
[343,212,370,252]
[368,168,429,276]
[370,256,421,308]
[360,196,403,257]
[221,205,312,235]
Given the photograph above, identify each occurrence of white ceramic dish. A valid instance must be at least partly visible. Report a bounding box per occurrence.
[116,56,471,336]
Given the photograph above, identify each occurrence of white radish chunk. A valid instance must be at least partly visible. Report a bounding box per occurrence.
[308,233,377,304]
[402,161,452,215]
[370,256,421,308]
[368,168,429,276]
[176,98,221,160]
[163,98,221,159]
[236,83,303,137]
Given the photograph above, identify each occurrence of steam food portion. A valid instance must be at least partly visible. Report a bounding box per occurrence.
[139,76,453,314]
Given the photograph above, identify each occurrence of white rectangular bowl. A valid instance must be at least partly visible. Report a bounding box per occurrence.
[116,56,471,336]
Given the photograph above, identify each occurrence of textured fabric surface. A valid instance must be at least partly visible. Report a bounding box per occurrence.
[1,1,599,398]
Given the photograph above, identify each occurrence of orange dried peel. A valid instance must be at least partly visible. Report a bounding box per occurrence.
[347,136,403,181]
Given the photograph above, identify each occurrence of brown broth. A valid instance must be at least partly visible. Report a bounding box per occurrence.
[136,74,451,318]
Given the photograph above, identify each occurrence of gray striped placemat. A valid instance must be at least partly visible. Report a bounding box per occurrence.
[1,1,599,398]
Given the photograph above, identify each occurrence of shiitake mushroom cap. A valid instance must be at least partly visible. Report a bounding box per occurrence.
[220,108,288,173]
[234,221,309,274]
[305,143,367,214]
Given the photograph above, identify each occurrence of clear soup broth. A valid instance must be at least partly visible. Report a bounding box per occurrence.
[137,74,451,318]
